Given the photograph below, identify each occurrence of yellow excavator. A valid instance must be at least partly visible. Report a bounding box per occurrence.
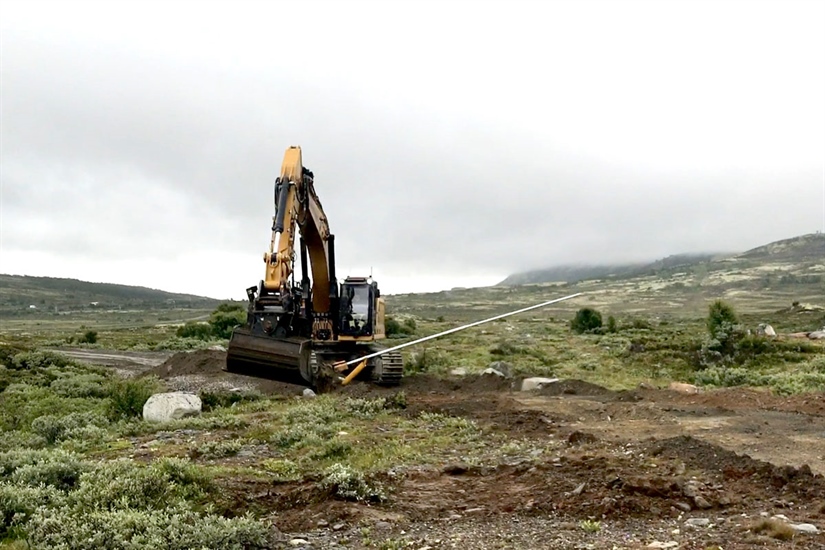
[225,146,403,389]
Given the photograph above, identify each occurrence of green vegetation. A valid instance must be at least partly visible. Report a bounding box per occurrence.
[571,308,603,334]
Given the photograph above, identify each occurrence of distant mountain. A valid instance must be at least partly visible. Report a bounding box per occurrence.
[498,233,825,286]
[0,274,220,315]
[734,233,825,263]
[498,253,720,286]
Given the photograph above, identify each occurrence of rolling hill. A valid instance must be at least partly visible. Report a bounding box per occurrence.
[0,274,219,316]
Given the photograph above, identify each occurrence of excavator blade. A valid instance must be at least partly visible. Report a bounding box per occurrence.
[225,328,312,386]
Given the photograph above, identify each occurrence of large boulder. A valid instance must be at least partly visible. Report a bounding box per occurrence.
[143,392,202,422]
[809,330,825,340]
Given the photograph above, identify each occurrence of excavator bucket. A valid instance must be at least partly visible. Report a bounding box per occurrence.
[225,328,313,386]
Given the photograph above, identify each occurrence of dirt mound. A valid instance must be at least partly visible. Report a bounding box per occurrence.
[645,435,825,495]
[147,350,228,379]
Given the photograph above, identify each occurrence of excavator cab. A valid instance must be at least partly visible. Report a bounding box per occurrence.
[339,277,379,338]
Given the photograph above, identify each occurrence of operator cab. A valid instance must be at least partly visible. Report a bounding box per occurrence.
[339,277,378,337]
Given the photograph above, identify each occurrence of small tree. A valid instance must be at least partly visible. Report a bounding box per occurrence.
[571,308,603,334]
[706,299,743,355]
[79,330,98,344]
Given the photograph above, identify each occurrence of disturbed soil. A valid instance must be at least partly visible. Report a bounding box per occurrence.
[73,349,825,548]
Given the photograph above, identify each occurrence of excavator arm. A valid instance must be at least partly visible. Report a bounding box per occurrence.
[256,146,338,339]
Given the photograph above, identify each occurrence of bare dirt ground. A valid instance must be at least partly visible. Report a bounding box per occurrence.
[73,349,825,548]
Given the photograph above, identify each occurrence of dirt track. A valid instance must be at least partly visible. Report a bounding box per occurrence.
[78,349,825,547]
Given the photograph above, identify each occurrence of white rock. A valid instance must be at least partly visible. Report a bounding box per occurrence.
[669,382,700,394]
[791,523,820,534]
[450,368,467,376]
[763,325,776,337]
[208,344,227,351]
[521,377,560,391]
[143,392,202,422]
[302,388,317,398]
[647,542,679,549]
[289,538,310,546]
[481,368,505,377]
[808,330,825,340]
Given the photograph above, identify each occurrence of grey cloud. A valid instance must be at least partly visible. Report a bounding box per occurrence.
[2,15,824,294]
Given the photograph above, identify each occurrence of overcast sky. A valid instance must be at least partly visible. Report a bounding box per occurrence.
[2,0,824,299]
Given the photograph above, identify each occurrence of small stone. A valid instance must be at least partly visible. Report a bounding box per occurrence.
[693,496,712,509]
[449,368,467,376]
[375,521,392,530]
[685,518,710,528]
[673,502,691,512]
[647,542,679,549]
[289,539,309,546]
[447,513,462,520]
[316,519,329,527]
[332,523,345,531]
[302,389,316,398]
[668,382,700,394]
[791,523,819,534]
[771,514,789,521]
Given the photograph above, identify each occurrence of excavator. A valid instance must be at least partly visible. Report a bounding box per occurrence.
[225,146,403,389]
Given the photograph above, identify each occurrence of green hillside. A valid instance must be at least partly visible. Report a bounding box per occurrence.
[0,274,219,317]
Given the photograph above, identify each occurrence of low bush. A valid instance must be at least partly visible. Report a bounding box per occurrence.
[194,440,242,460]
[176,322,214,340]
[31,411,108,445]
[11,351,74,371]
[320,463,386,502]
[106,377,163,421]
[0,449,91,491]
[27,504,271,550]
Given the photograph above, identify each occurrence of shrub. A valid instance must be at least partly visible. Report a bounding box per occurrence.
[0,482,65,539]
[106,377,163,420]
[194,440,242,460]
[385,317,414,337]
[261,459,300,482]
[31,411,108,445]
[607,316,618,333]
[407,348,449,374]
[320,463,386,502]
[49,373,108,398]
[176,322,214,340]
[11,351,74,371]
[0,449,91,491]
[79,330,98,344]
[571,308,603,334]
[208,303,247,339]
[27,504,271,550]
